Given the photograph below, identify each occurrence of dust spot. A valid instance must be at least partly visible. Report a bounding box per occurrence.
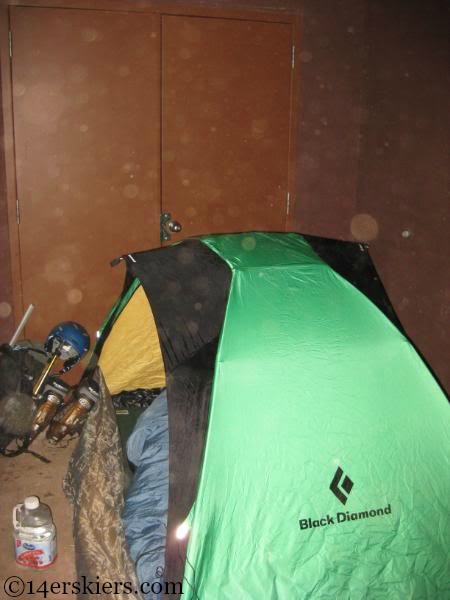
[81,28,100,43]
[0,302,12,318]
[167,281,182,296]
[212,212,225,227]
[96,84,107,96]
[13,82,26,97]
[119,66,131,77]
[80,124,89,133]
[301,154,319,171]
[401,229,412,239]
[67,288,83,304]
[251,119,267,139]
[179,48,192,60]
[400,134,414,150]
[318,36,331,49]
[75,92,90,105]
[178,247,195,265]
[182,179,190,187]
[399,297,410,309]
[391,181,409,196]
[163,150,176,163]
[187,321,199,335]
[192,276,210,296]
[350,213,379,241]
[194,302,202,311]
[415,118,428,130]
[175,115,187,128]
[210,77,227,90]
[47,160,61,179]
[300,51,313,63]
[182,71,194,83]
[123,184,139,199]
[44,257,76,285]
[69,65,88,84]
[194,81,206,93]
[21,84,65,127]
[241,236,257,251]
[182,24,202,43]
[227,205,240,218]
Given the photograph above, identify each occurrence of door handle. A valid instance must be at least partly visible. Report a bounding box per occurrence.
[160,212,182,241]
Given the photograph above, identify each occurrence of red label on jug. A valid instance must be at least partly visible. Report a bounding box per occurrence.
[15,538,56,569]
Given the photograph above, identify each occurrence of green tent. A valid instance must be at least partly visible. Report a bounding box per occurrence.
[67,232,450,599]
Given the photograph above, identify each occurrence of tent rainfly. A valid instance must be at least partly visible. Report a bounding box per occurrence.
[65,232,450,600]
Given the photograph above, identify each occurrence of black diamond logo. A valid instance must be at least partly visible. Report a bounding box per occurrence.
[330,466,354,505]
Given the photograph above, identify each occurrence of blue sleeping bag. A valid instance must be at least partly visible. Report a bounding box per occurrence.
[122,390,169,599]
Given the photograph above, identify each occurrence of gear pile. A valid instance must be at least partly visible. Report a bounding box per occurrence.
[0,321,96,459]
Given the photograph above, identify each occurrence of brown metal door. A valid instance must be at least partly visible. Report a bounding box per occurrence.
[10,7,161,343]
[162,15,293,239]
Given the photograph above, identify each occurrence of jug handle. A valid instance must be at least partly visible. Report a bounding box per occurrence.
[13,504,22,529]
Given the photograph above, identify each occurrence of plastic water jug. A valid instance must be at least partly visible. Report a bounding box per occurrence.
[13,496,57,569]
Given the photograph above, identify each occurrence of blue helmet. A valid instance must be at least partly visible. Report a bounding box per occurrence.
[45,321,90,372]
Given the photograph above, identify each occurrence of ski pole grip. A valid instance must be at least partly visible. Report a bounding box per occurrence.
[10,304,35,346]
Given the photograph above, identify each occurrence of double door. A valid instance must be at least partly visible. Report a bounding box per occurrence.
[8,5,295,344]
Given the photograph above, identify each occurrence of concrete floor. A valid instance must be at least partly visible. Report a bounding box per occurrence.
[0,435,76,599]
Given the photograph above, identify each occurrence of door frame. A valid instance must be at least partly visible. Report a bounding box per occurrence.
[0,0,301,331]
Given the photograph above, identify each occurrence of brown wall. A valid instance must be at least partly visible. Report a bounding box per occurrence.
[356,0,449,391]
[0,61,15,342]
[293,0,366,238]
[290,0,449,392]
[1,0,448,390]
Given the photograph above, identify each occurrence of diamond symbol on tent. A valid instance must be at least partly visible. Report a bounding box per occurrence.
[330,466,354,505]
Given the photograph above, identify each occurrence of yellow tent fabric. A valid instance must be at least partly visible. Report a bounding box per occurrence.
[99,285,165,394]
